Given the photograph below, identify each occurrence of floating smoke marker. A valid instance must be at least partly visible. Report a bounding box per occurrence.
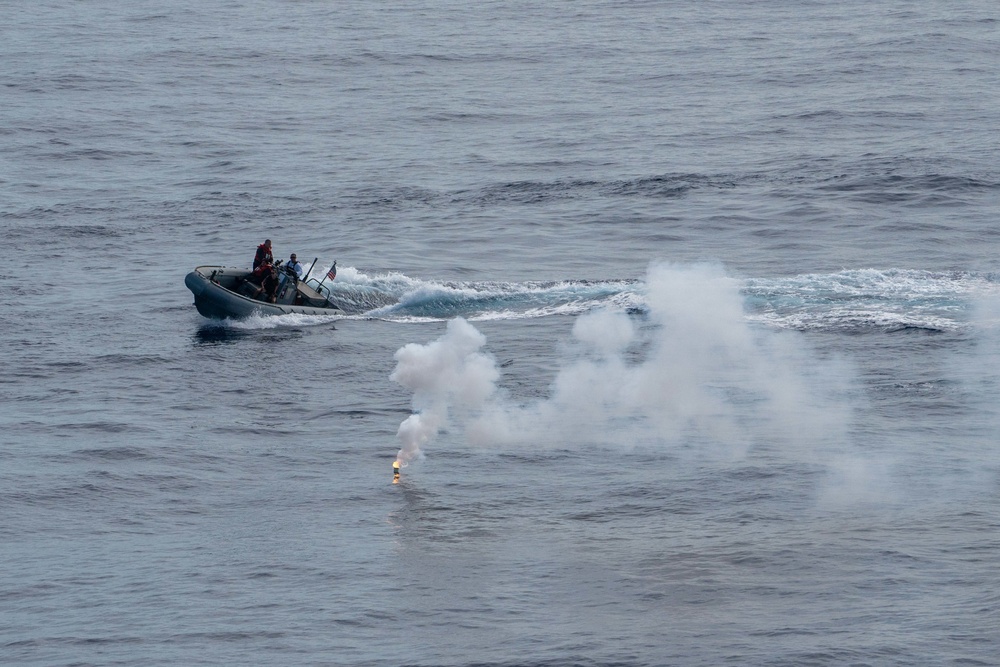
[392,460,401,482]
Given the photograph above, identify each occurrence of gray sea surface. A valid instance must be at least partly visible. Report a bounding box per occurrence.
[3,1,1000,665]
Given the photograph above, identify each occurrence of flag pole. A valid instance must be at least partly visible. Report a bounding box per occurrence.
[316,260,337,290]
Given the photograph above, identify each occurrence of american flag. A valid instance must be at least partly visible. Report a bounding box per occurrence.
[326,262,337,281]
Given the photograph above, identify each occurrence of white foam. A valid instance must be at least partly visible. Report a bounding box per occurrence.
[224,311,340,329]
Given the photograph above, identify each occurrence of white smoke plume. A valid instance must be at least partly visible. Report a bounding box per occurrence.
[390,317,499,466]
[391,262,855,468]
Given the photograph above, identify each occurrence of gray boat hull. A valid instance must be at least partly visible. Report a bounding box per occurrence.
[185,266,341,320]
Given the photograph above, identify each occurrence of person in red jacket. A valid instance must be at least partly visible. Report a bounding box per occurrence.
[250,262,279,302]
[253,239,273,270]
[250,261,272,282]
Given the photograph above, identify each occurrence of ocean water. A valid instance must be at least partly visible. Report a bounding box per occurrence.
[3,1,1000,665]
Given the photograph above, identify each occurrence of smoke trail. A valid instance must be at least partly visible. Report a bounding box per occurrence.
[391,262,855,467]
[390,317,499,466]
[954,291,1000,454]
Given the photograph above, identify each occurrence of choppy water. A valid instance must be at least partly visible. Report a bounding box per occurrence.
[3,1,1000,665]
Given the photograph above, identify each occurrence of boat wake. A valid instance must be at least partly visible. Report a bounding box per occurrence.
[327,266,643,322]
[743,268,1000,333]
[333,265,1000,333]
